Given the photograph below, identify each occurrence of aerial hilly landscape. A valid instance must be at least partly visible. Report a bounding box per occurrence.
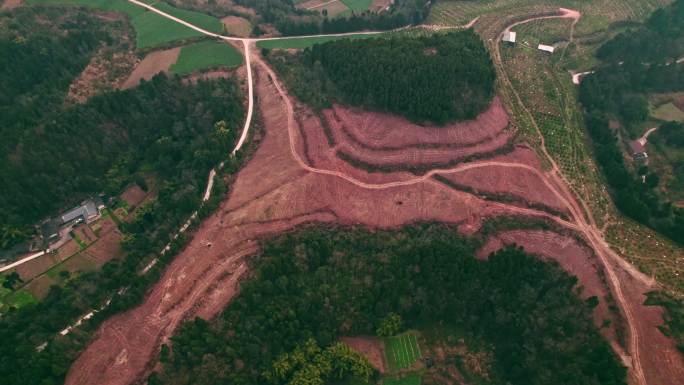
[0,0,683,385]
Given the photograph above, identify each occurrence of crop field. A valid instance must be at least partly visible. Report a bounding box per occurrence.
[384,333,422,372]
[341,0,372,12]
[256,33,383,49]
[383,374,421,385]
[27,0,223,49]
[170,41,243,75]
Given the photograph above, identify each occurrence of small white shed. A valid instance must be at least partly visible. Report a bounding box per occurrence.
[502,31,516,43]
[538,44,555,53]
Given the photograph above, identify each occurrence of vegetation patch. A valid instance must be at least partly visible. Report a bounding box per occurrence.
[652,102,684,122]
[383,373,421,385]
[340,0,372,12]
[270,31,495,124]
[170,40,243,75]
[151,224,626,385]
[384,333,422,372]
[257,33,382,49]
[579,0,684,245]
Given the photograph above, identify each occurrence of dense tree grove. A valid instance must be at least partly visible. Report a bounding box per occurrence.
[597,0,684,63]
[227,0,431,36]
[0,7,109,247]
[578,0,684,244]
[153,225,626,385]
[281,31,495,124]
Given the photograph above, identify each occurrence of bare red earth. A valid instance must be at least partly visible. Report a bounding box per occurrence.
[66,50,684,385]
[340,336,386,373]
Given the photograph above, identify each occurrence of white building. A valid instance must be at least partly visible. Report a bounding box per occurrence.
[502,31,516,43]
[538,44,555,53]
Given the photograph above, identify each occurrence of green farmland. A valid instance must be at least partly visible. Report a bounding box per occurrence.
[383,374,421,385]
[256,33,382,49]
[27,0,224,49]
[384,333,422,372]
[170,41,243,75]
[341,0,372,12]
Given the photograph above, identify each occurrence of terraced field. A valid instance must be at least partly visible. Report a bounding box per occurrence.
[385,333,422,372]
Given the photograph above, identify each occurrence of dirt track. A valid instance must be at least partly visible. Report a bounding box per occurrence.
[64,3,684,385]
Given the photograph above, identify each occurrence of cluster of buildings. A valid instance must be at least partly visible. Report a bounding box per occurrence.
[41,199,104,247]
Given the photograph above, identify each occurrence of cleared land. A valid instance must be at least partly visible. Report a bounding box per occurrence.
[121,47,181,89]
[652,102,684,122]
[340,336,386,373]
[66,53,653,385]
[222,15,251,37]
[385,333,422,372]
[298,0,351,18]
[61,3,684,385]
[256,33,382,49]
[170,40,243,75]
[1,0,24,10]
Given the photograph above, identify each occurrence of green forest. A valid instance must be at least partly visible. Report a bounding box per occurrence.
[579,0,684,244]
[152,224,626,385]
[168,0,431,36]
[0,6,243,248]
[0,7,107,247]
[268,31,496,124]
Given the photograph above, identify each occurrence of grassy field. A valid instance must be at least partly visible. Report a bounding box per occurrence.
[0,285,37,314]
[256,33,383,49]
[383,374,421,385]
[652,102,684,122]
[341,0,372,12]
[27,0,224,49]
[170,41,243,75]
[384,333,422,372]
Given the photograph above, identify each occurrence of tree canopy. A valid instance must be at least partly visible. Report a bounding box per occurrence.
[304,31,496,124]
[153,225,626,385]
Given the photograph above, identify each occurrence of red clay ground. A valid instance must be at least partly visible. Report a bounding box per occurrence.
[1,0,22,10]
[66,47,684,385]
[340,336,386,373]
[120,185,147,208]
